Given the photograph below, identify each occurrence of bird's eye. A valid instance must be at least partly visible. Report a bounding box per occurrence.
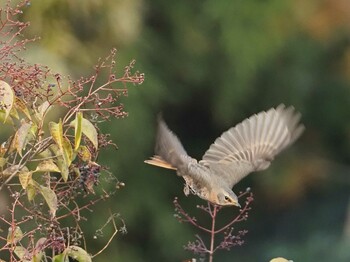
[224,196,230,202]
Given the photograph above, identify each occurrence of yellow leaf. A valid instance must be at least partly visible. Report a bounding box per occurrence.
[78,146,91,162]
[74,112,83,151]
[19,171,32,189]
[0,80,15,122]
[62,136,73,166]
[1,164,20,178]
[50,144,69,181]
[36,101,50,122]
[49,120,72,181]
[50,121,73,164]
[13,121,32,156]
[35,160,60,173]
[15,97,31,120]
[49,120,64,149]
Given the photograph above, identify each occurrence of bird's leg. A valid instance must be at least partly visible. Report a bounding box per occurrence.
[183,184,190,196]
[182,176,198,196]
[183,183,197,196]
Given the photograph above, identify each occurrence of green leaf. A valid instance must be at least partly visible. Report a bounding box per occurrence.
[64,246,92,262]
[33,238,46,262]
[14,97,31,120]
[29,179,56,212]
[74,112,83,151]
[0,110,14,125]
[14,246,31,262]
[30,122,38,137]
[39,185,58,218]
[13,120,32,156]
[49,144,60,156]
[10,106,19,119]
[71,117,98,149]
[0,157,7,168]
[36,148,53,159]
[0,80,15,122]
[82,118,98,149]
[27,183,36,201]
[52,246,92,262]
[7,226,23,244]
[53,253,68,262]
[56,155,69,182]
[33,252,44,262]
[35,159,60,173]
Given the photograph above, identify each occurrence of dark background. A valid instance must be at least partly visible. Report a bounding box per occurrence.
[12,0,350,261]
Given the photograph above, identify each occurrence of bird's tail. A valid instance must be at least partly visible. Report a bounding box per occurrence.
[144,155,177,170]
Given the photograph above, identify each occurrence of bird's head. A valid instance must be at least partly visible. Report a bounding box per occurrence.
[210,188,240,207]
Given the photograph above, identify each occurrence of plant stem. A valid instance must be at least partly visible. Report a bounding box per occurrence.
[209,204,217,262]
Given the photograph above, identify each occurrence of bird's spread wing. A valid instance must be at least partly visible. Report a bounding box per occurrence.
[202,160,255,188]
[199,104,304,188]
[144,116,209,187]
[145,115,192,170]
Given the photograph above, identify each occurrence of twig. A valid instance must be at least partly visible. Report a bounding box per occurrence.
[174,189,254,261]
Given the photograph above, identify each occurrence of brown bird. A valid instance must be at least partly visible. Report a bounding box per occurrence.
[145,105,304,207]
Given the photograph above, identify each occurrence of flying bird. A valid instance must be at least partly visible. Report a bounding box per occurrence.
[145,105,304,207]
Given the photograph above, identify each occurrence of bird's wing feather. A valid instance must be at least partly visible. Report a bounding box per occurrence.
[205,161,255,188]
[145,115,194,169]
[199,104,304,187]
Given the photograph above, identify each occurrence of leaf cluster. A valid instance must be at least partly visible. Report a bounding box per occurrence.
[0,1,144,261]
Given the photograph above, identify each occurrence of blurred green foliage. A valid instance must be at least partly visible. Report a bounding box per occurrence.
[8,0,350,260]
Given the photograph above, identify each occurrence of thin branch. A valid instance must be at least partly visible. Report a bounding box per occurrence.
[175,190,254,261]
[92,212,121,258]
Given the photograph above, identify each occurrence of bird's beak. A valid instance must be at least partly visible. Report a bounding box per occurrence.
[234,202,241,208]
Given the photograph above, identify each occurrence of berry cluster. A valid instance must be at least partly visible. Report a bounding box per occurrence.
[78,163,101,193]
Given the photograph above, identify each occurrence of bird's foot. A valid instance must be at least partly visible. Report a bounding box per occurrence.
[183,184,190,196]
[183,184,197,196]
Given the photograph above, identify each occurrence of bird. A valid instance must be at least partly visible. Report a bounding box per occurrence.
[144,104,304,207]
